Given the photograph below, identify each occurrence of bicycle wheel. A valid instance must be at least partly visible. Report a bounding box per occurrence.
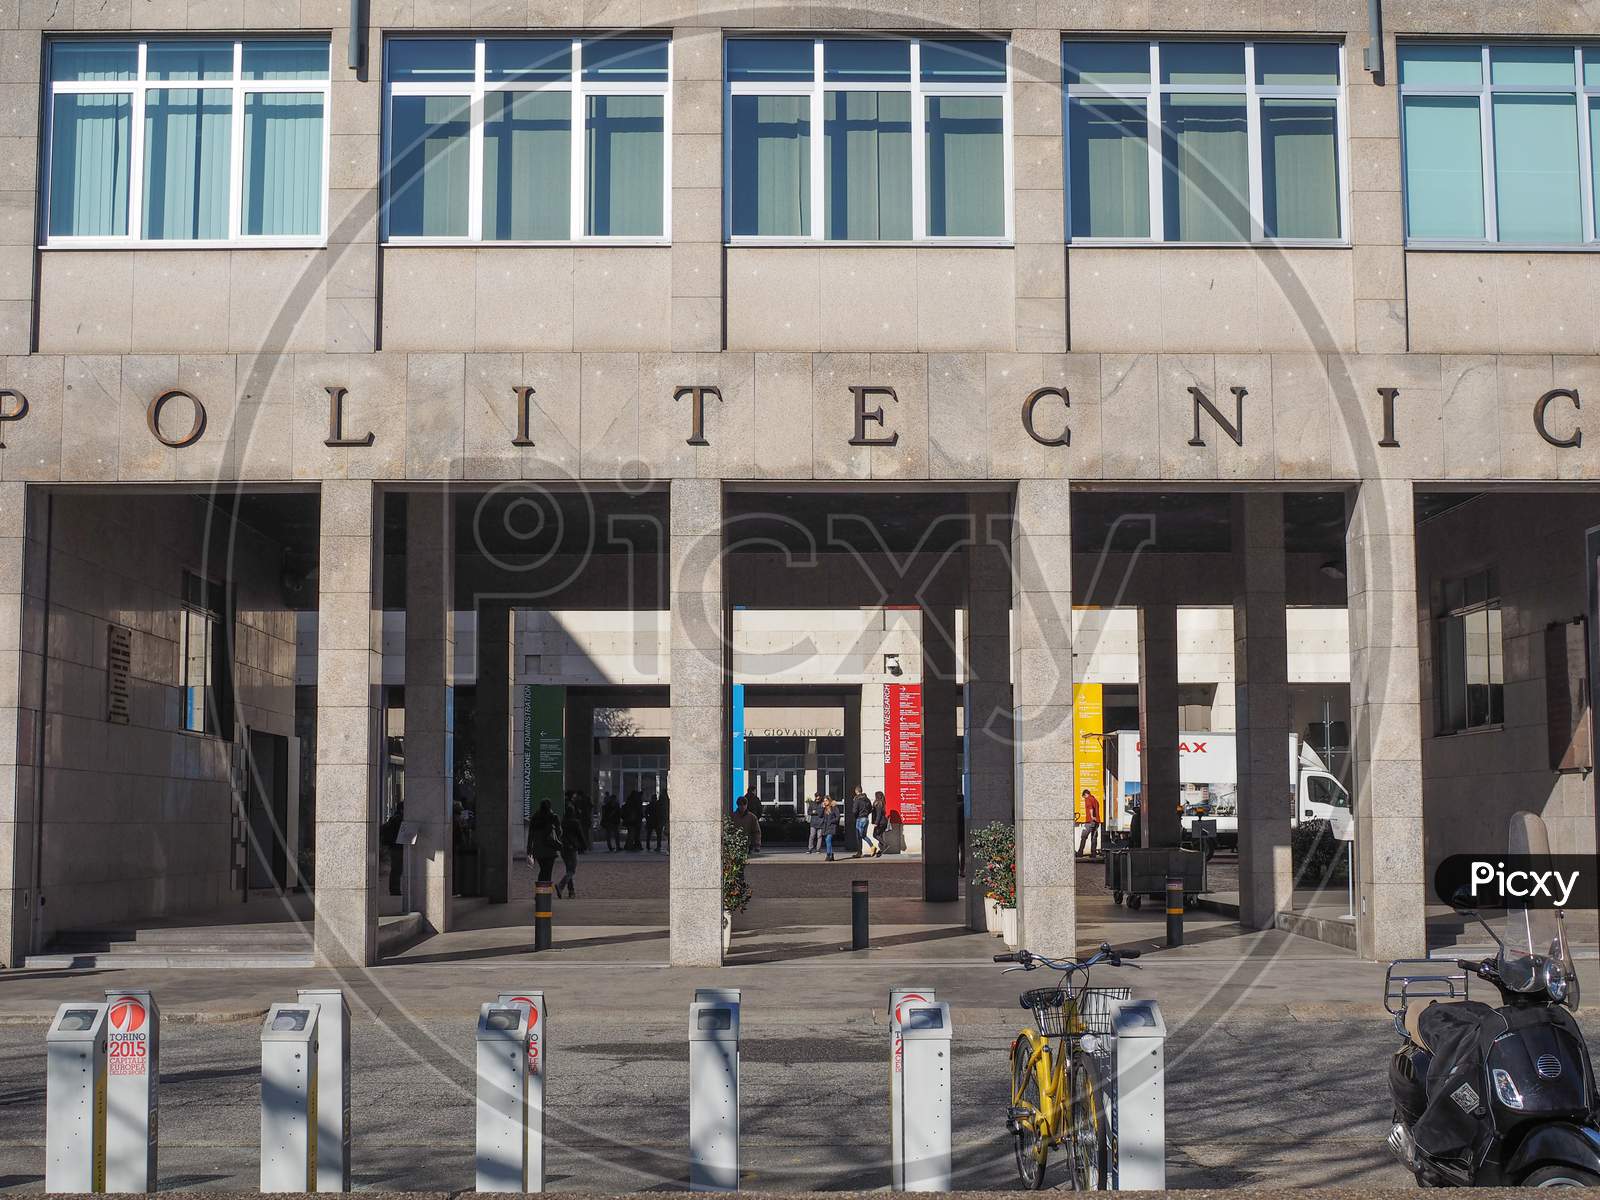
[1067,1053,1110,1190]
[1009,1038,1050,1189]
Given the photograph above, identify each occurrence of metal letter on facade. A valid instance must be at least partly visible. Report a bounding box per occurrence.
[1534,388,1582,449]
[848,385,900,447]
[146,389,206,448]
[512,386,536,447]
[1187,386,1246,448]
[0,387,27,448]
[324,386,375,448]
[104,988,159,1193]
[1377,387,1401,448]
[675,385,722,447]
[1021,386,1071,447]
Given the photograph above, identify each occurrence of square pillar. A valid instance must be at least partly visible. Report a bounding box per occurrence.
[1138,604,1181,848]
[475,602,514,906]
[0,483,45,967]
[671,25,723,352]
[314,481,384,967]
[965,494,1014,930]
[1012,480,1075,957]
[1233,493,1292,928]
[920,606,959,903]
[404,491,454,934]
[564,692,594,801]
[1346,480,1427,959]
[669,479,726,966]
[1012,28,1067,352]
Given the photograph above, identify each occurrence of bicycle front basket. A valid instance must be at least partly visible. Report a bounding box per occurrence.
[1072,986,1133,1040]
[1020,987,1071,1037]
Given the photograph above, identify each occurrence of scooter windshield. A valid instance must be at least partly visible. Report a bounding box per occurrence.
[1497,811,1577,1004]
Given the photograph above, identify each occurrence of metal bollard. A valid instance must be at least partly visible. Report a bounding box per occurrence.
[1109,999,1167,1190]
[688,996,740,1192]
[297,988,351,1192]
[45,1003,109,1193]
[1165,877,1184,947]
[534,881,553,952]
[496,991,548,1192]
[852,880,869,950]
[475,1002,532,1193]
[260,1002,321,1192]
[104,988,159,1194]
[889,988,935,1190]
[897,1001,953,1192]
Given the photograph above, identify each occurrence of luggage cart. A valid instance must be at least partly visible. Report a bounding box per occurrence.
[1106,847,1207,911]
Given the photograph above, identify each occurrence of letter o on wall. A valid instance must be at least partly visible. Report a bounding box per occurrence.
[146,389,207,448]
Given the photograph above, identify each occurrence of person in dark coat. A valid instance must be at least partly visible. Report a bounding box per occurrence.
[732,795,762,853]
[644,793,665,851]
[870,791,888,858]
[600,793,622,851]
[556,807,585,898]
[380,802,406,895]
[817,796,841,861]
[622,790,644,852]
[850,789,874,857]
[526,800,562,886]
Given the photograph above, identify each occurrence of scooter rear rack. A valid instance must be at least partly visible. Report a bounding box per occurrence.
[1384,958,1471,1029]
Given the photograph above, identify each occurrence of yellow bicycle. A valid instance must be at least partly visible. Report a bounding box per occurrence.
[997,944,1139,1190]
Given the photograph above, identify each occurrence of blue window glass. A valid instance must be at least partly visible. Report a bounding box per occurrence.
[142,88,232,239]
[1402,95,1484,239]
[823,39,910,83]
[388,39,475,83]
[1398,44,1481,86]
[1492,93,1582,243]
[484,39,571,82]
[243,92,324,236]
[388,93,471,236]
[920,39,1006,83]
[727,39,813,82]
[1254,43,1339,86]
[1063,42,1148,88]
[1160,42,1244,85]
[1490,45,1574,87]
[581,37,668,82]
[146,41,233,80]
[50,41,136,81]
[242,39,329,80]
[49,93,131,236]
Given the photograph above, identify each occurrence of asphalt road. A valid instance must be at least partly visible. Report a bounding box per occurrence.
[0,1010,1423,1193]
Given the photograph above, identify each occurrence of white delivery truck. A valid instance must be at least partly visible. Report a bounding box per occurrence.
[1107,731,1352,847]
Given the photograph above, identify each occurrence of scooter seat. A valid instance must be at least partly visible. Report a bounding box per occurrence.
[1405,1000,1437,1051]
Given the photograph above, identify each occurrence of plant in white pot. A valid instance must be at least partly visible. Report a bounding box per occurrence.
[971,821,1016,938]
[721,816,753,954]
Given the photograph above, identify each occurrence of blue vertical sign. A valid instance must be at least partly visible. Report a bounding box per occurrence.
[730,682,746,808]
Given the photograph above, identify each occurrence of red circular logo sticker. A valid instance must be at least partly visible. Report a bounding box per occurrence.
[894,993,928,1025]
[510,997,539,1027]
[109,998,146,1034]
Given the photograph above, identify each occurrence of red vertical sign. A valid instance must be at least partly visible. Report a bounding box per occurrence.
[884,684,924,825]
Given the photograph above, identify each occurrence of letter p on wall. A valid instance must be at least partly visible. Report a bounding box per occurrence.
[0,388,26,448]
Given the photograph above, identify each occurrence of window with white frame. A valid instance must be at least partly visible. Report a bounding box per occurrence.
[45,38,330,245]
[382,36,670,243]
[1399,44,1600,245]
[724,36,1012,242]
[1063,40,1347,243]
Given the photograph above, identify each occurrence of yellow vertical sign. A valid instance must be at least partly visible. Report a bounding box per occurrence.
[1073,684,1104,822]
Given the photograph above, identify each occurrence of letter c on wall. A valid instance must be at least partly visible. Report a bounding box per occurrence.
[1534,388,1582,449]
[146,389,207,449]
[1021,386,1070,447]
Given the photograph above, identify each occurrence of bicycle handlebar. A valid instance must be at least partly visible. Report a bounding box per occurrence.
[995,944,1140,971]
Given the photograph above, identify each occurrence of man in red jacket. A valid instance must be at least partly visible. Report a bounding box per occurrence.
[1075,788,1102,859]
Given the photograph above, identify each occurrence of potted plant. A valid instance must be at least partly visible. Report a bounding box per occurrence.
[721,816,753,953]
[971,821,1016,936]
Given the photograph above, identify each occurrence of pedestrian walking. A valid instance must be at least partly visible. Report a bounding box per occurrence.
[806,793,824,853]
[556,806,585,897]
[869,790,888,858]
[644,793,665,852]
[622,789,644,852]
[818,796,841,861]
[850,788,873,858]
[732,793,762,852]
[1076,788,1103,858]
[380,801,406,896]
[526,799,562,887]
[600,792,621,851]
[657,789,670,849]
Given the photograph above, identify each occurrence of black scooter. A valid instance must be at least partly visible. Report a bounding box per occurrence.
[1384,814,1600,1187]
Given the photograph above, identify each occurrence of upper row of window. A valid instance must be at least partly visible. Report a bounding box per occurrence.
[39,35,1600,250]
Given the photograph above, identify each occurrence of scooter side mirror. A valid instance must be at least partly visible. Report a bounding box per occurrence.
[1451,885,1477,914]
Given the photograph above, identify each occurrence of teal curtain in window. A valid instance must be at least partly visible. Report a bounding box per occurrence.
[925,94,1003,237]
[585,94,664,237]
[242,92,324,237]
[49,93,130,236]
[1402,96,1484,239]
[730,94,810,237]
[1492,93,1582,243]
[142,88,230,239]
[1161,93,1248,241]
[389,94,471,237]
[483,90,570,240]
[1260,98,1340,239]
[1592,100,1600,237]
[824,90,911,239]
[1068,98,1149,238]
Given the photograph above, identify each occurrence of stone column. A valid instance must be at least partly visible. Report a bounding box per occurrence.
[1012,480,1075,956]
[843,687,862,800]
[475,602,514,905]
[564,692,594,802]
[325,19,381,352]
[920,606,959,902]
[1233,493,1292,928]
[671,25,723,352]
[314,480,383,967]
[669,479,726,966]
[0,483,44,967]
[404,491,454,934]
[1012,28,1067,352]
[1348,36,1408,354]
[965,494,1014,930]
[1346,480,1426,959]
[1138,604,1181,848]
